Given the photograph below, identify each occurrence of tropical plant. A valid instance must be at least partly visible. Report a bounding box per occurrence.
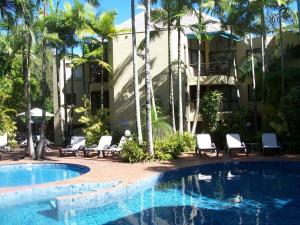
[74,96,109,146]
[121,140,150,163]
[200,90,222,132]
[154,132,196,161]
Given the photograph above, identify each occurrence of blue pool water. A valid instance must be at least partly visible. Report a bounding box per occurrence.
[0,163,89,188]
[0,161,300,225]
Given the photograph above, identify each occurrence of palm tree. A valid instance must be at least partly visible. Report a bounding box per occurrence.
[145,0,154,155]
[191,0,203,135]
[150,1,177,132]
[36,0,62,159]
[297,0,300,34]
[174,1,192,134]
[131,0,143,144]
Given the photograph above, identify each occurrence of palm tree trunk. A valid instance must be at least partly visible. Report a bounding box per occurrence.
[23,34,34,159]
[36,3,48,159]
[177,22,183,135]
[131,0,143,144]
[70,48,74,137]
[150,79,158,121]
[56,49,64,144]
[100,37,104,110]
[168,9,176,132]
[261,5,266,127]
[145,0,154,155]
[279,6,285,96]
[230,27,244,130]
[250,34,258,133]
[36,38,47,159]
[191,5,202,135]
[63,58,68,145]
[297,0,300,37]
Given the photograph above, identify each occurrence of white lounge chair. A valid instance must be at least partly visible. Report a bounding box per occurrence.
[226,133,248,157]
[60,136,86,157]
[84,136,112,157]
[102,136,127,157]
[196,134,218,157]
[0,133,10,156]
[262,133,283,155]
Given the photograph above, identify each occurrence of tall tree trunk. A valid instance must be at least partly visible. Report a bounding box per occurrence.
[36,38,47,160]
[37,3,48,159]
[56,49,64,143]
[250,34,258,133]
[279,6,285,96]
[191,4,202,135]
[177,21,183,135]
[63,58,68,145]
[230,27,244,130]
[131,0,143,144]
[261,5,267,127]
[185,68,190,133]
[100,37,104,110]
[297,0,300,37]
[23,34,34,159]
[150,78,158,121]
[168,8,176,132]
[145,0,154,155]
[70,48,74,137]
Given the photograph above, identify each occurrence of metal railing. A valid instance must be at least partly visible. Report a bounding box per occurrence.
[189,62,230,76]
[189,100,237,113]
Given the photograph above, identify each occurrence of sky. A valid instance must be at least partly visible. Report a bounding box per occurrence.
[66,1,299,26]
[100,0,138,25]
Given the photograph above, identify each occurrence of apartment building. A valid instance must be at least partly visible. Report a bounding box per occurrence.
[52,11,300,145]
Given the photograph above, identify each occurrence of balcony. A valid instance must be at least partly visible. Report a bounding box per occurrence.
[189,100,238,121]
[189,62,230,76]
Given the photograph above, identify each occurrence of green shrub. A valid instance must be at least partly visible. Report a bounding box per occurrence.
[120,140,150,163]
[154,132,196,161]
[75,96,109,146]
[200,91,222,132]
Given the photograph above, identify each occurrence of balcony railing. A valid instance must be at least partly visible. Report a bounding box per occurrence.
[190,62,230,76]
[189,100,237,113]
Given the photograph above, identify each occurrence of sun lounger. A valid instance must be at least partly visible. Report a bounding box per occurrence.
[196,134,218,157]
[84,136,112,157]
[102,136,127,157]
[0,133,10,157]
[59,136,85,157]
[226,133,248,157]
[262,133,283,155]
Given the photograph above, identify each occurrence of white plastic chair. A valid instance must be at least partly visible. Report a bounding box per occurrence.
[60,136,86,157]
[196,134,218,157]
[226,133,248,157]
[84,136,112,157]
[103,136,128,157]
[262,133,282,155]
[0,133,8,149]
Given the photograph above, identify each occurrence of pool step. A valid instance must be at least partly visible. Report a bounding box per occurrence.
[49,200,57,209]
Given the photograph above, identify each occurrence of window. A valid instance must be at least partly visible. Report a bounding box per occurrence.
[66,93,76,105]
[91,91,110,115]
[74,66,82,79]
[90,63,109,83]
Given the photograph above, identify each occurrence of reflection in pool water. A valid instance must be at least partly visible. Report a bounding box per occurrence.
[0,161,300,225]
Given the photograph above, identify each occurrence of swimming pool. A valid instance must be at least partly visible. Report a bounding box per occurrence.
[0,163,89,188]
[0,161,299,225]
